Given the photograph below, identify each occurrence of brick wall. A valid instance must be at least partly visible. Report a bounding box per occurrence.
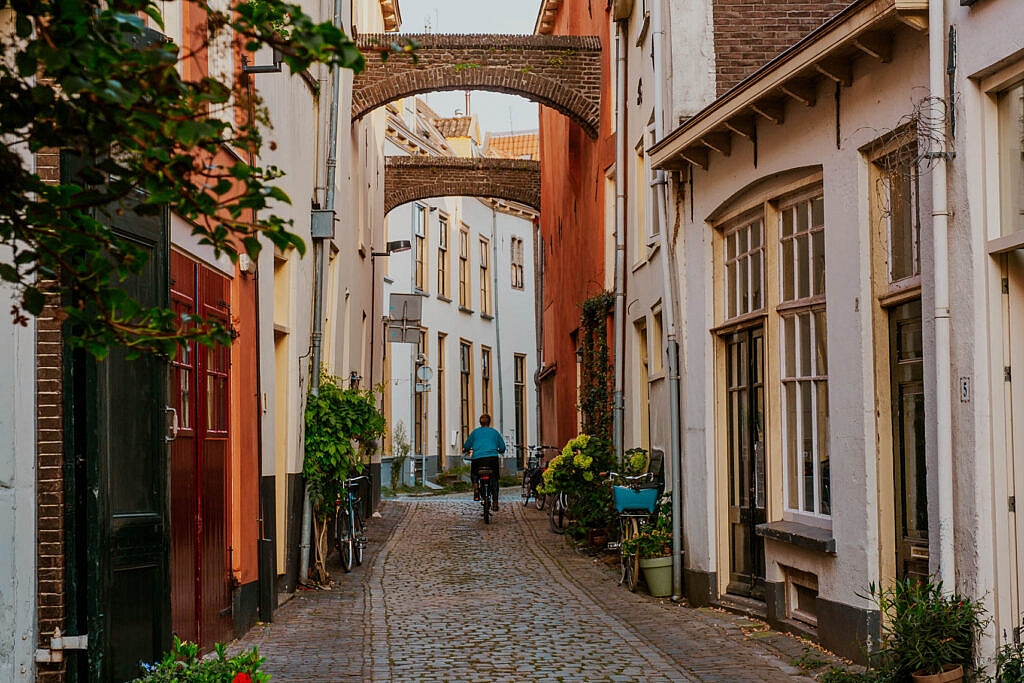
[712,0,849,95]
[34,149,66,682]
[354,34,603,138]
[384,157,541,215]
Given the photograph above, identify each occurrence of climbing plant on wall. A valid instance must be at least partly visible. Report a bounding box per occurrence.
[578,291,614,444]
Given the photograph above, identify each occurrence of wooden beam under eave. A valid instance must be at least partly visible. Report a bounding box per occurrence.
[751,101,785,125]
[680,147,709,171]
[814,58,853,87]
[781,81,817,107]
[853,31,893,63]
[895,10,928,31]
[657,156,690,172]
[724,117,756,140]
[701,132,732,157]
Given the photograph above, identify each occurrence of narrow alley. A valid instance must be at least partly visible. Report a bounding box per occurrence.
[235,496,843,682]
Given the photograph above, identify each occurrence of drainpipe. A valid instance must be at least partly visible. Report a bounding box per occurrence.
[534,218,544,447]
[648,0,684,602]
[928,0,955,591]
[299,0,344,586]
[612,17,627,463]
[491,206,506,438]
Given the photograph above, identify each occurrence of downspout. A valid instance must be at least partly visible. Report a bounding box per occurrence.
[612,16,627,463]
[299,0,344,586]
[928,0,955,590]
[491,206,506,437]
[649,0,684,601]
[534,218,544,447]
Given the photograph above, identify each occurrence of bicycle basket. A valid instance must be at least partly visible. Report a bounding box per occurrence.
[612,485,658,513]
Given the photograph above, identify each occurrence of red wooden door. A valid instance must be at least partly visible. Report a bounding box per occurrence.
[170,252,199,644]
[169,252,233,648]
[198,266,233,645]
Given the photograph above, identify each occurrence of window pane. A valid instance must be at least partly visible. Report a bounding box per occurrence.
[726,261,736,319]
[797,201,809,233]
[812,229,825,296]
[817,381,830,515]
[751,249,762,311]
[784,315,796,377]
[786,384,798,509]
[801,380,814,512]
[751,220,762,248]
[782,207,794,237]
[800,312,812,376]
[811,197,824,227]
[738,254,749,314]
[998,82,1024,236]
[797,233,810,299]
[815,310,828,375]
[727,232,736,260]
[738,226,748,254]
[782,238,794,301]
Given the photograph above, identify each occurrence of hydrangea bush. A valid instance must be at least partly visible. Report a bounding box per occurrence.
[540,434,616,538]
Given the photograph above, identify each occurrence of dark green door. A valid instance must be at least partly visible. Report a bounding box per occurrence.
[66,188,171,681]
[890,299,928,581]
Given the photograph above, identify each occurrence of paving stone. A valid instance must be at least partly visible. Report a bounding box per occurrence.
[232,492,843,681]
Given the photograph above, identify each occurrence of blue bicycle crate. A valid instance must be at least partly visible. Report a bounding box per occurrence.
[613,485,658,513]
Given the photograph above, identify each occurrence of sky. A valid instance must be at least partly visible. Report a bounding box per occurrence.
[396,0,541,134]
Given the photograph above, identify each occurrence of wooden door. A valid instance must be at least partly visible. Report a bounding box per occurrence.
[169,253,232,648]
[65,194,172,681]
[725,326,767,599]
[890,299,928,581]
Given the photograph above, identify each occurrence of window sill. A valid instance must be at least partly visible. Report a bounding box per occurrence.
[413,288,429,297]
[481,312,494,321]
[631,258,648,273]
[648,371,665,382]
[458,306,474,315]
[755,520,836,555]
[437,294,452,303]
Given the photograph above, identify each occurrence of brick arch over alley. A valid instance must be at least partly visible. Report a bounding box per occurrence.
[384,157,541,215]
[354,34,602,139]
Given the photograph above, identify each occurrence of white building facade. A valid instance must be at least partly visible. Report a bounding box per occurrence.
[381,99,538,485]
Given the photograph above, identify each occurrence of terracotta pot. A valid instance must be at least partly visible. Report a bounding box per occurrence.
[911,664,963,683]
[588,530,608,548]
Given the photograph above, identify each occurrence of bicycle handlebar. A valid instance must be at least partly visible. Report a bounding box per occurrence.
[345,475,369,486]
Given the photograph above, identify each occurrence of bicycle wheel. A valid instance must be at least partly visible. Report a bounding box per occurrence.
[353,505,365,566]
[548,493,567,533]
[482,496,491,524]
[534,490,546,511]
[338,508,354,573]
[619,517,640,592]
[521,471,532,506]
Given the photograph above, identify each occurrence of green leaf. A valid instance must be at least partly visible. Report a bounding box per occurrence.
[22,287,45,315]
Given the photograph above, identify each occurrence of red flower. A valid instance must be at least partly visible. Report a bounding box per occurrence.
[233,673,253,683]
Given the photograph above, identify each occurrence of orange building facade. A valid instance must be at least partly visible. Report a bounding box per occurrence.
[534,0,615,450]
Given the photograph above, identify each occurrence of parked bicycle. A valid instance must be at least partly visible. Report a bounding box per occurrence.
[548,489,571,533]
[522,445,555,510]
[333,475,368,572]
[607,471,660,592]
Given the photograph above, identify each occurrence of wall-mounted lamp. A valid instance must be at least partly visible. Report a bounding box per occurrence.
[242,48,284,75]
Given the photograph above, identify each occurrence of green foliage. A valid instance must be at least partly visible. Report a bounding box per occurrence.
[0,1,412,357]
[389,421,411,490]
[868,578,987,678]
[578,292,614,443]
[998,640,1024,682]
[540,434,616,538]
[133,637,267,682]
[621,496,672,559]
[820,666,878,682]
[303,372,385,520]
[624,447,649,475]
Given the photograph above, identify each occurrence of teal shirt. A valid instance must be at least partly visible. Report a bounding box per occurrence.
[463,426,506,460]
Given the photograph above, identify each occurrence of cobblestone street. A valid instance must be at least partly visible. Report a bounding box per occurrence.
[234,493,845,681]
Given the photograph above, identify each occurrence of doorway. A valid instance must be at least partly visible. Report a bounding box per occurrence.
[169,252,233,649]
[724,326,767,598]
[889,299,928,581]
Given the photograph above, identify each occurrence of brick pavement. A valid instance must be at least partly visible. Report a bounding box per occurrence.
[233,493,845,681]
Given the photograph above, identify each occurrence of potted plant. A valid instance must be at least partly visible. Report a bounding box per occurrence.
[134,637,268,682]
[621,526,673,597]
[869,579,986,682]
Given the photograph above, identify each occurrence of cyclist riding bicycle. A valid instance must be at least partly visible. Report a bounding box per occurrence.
[462,413,506,510]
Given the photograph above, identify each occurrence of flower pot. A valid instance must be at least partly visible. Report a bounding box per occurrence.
[638,555,673,597]
[588,530,608,549]
[911,664,963,683]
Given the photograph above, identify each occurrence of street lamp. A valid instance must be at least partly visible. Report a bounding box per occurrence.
[369,239,412,400]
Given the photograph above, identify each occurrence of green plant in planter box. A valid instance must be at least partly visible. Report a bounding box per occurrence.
[624,447,649,476]
[869,578,987,680]
[997,638,1024,683]
[133,637,268,682]
[620,527,672,559]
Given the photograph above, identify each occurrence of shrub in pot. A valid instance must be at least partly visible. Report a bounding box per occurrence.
[539,434,616,541]
[869,579,986,683]
[620,498,675,597]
